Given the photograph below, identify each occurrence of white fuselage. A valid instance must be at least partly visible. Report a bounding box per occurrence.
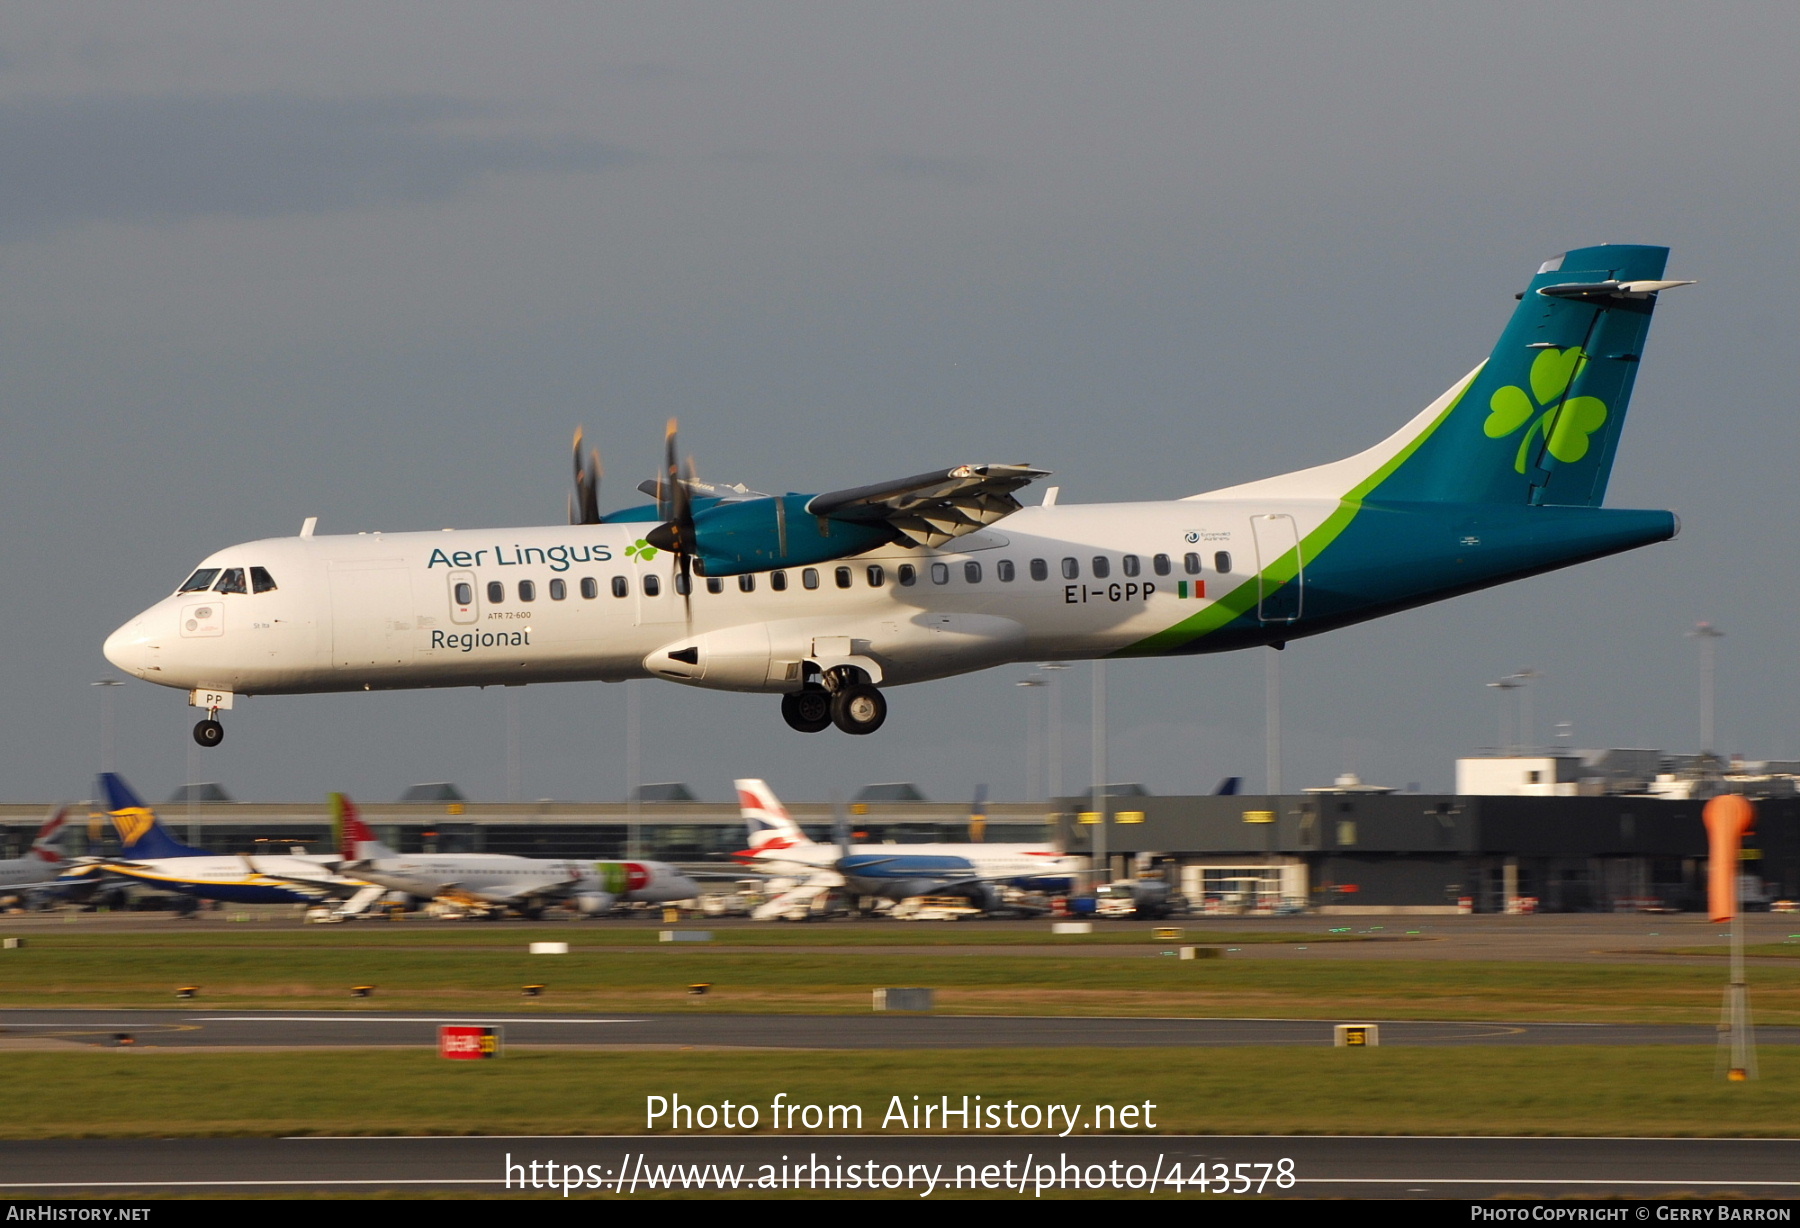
[350,855,696,905]
[102,853,357,904]
[0,855,69,892]
[101,500,1277,697]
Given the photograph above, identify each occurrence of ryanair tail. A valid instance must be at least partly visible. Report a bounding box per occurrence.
[98,773,204,859]
[1203,244,1691,510]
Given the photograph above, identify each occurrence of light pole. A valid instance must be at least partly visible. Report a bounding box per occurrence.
[505,688,523,802]
[1689,622,1724,754]
[91,679,124,774]
[1485,676,1519,753]
[1039,662,1070,802]
[1092,658,1109,883]
[1513,668,1542,753]
[1016,677,1046,802]
[1265,648,1281,795]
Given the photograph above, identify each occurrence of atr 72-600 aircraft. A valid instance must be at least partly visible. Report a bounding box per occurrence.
[105,246,1689,745]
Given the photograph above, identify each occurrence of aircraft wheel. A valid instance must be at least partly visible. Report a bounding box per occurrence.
[830,683,887,736]
[780,690,832,733]
[193,719,224,748]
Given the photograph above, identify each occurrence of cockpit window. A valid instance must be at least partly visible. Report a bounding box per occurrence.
[250,567,277,594]
[178,569,220,593]
[213,568,247,594]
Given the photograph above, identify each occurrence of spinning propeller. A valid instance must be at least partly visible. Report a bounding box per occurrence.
[568,428,604,526]
[645,418,700,622]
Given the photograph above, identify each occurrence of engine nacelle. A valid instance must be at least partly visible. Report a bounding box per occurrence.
[687,496,893,578]
[572,891,616,915]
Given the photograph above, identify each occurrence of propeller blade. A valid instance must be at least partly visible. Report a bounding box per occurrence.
[582,445,603,525]
[570,428,605,526]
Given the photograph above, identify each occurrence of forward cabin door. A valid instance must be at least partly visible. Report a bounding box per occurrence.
[329,558,415,669]
[1250,514,1303,624]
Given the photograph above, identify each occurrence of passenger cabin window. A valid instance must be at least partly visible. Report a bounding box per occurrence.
[866,565,884,587]
[898,564,917,586]
[997,559,1015,582]
[1121,555,1140,577]
[250,567,278,593]
[518,580,536,602]
[1091,556,1110,579]
[771,570,788,592]
[612,576,630,598]
[179,568,220,593]
[834,566,852,589]
[549,578,567,601]
[454,582,473,605]
[964,561,982,583]
[1153,554,1171,576]
[1214,551,1232,573]
[705,577,723,595]
[213,568,247,595]
[1030,559,1048,581]
[674,573,691,596]
[739,574,756,593]
[1061,558,1079,580]
[802,568,819,590]
[643,575,660,597]
[580,577,599,599]
[930,562,950,585]
[1184,553,1202,574]
[487,581,505,603]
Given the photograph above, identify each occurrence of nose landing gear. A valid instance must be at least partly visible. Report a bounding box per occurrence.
[193,717,224,747]
[187,690,234,748]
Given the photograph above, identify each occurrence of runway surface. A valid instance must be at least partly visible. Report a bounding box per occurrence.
[5,1008,1797,1049]
[4,1134,1799,1197]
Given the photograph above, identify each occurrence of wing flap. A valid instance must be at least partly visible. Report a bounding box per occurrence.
[806,464,1051,548]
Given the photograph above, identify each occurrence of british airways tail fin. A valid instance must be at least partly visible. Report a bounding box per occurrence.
[734,778,814,850]
[330,794,395,860]
[98,773,204,859]
[27,807,71,864]
[1197,244,1690,510]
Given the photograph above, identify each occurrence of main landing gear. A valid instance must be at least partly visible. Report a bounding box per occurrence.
[780,671,888,736]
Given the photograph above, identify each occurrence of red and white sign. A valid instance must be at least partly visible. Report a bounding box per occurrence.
[438,1025,502,1060]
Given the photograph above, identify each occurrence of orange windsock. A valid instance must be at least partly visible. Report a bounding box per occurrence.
[1703,794,1756,923]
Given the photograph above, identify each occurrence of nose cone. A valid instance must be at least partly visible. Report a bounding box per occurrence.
[103,617,149,677]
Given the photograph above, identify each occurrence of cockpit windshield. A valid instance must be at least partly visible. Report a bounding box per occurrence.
[213,568,248,595]
[178,568,220,593]
[250,567,277,593]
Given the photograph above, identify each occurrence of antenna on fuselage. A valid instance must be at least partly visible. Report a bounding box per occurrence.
[299,517,317,538]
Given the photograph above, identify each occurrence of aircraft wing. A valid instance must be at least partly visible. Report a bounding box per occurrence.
[238,862,369,901]
[806,464,1052,549]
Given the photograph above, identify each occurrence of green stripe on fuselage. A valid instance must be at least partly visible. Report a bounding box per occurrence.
[1120,371,1477,656]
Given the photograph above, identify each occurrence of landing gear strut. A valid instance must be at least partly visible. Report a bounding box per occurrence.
[193,715,224,747]
[780,688,832,733]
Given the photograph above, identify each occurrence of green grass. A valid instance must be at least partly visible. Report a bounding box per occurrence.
[1,930,1795,1021]
[3,1047,1795,1140]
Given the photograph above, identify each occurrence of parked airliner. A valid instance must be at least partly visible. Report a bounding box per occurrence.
[335,794,697,916]
[103,246,1690,744]
[733,778,1080,918]
[0,808,75,894]
[85,773,367,906]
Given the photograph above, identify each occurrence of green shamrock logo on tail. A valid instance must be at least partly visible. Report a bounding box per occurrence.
[1483,347,1608,474]
[625,539,659,562]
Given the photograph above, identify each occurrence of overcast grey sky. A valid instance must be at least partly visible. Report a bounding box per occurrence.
[6,2,1796,804]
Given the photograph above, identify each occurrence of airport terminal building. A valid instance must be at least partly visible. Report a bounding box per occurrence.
[5,769,1789,913]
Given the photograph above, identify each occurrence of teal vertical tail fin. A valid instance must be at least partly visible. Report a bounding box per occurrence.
[1377,244,1687,507]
